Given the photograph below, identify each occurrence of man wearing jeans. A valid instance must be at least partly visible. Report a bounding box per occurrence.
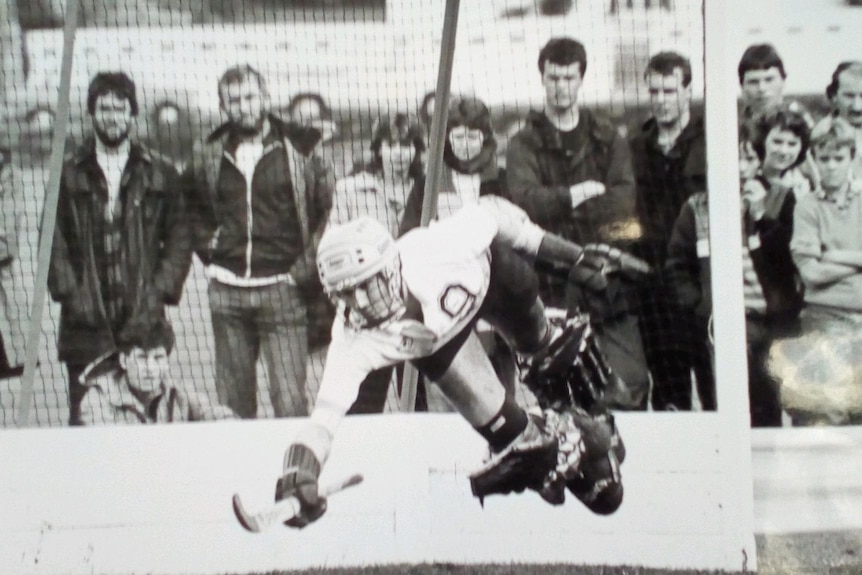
[186,65,334,418]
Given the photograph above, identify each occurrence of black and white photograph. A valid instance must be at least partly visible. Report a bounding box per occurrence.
[715,1,862,573]
[725,0,862,430]
[0,1,784,573]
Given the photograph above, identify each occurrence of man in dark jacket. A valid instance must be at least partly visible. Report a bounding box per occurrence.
[506,37,648,410]
[185,64,334,419]
[48,72,192,425]
[629,51,712,411]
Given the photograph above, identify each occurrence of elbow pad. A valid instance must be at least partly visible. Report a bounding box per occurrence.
[478,196,544,257]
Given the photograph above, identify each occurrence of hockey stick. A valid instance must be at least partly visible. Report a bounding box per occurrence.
[232,473,363,533]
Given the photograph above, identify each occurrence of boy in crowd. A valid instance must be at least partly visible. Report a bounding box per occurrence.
[80,319,235,425]
[778,116,862,425]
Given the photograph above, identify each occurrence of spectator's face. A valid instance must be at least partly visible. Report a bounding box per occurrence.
[833,71,862,129]
[813,144,854,191]
[738,141,760,183]
[647,68,691,125]
[448,126,485,162]
[222,78,267,136]
[542,62,583,112]
[291,98,323,125]
[92,92,132,147]
[22,110,55,158]
[379,140,415,176]
[121,346,169,395]
[763,127,802,173]
[741,68,784,114]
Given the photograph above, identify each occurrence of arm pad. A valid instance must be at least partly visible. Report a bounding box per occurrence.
[478,196,545,258]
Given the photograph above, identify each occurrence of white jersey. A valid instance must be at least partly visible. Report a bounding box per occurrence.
[312,204,498,431]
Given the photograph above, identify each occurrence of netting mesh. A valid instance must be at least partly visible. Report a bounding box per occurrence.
[0,0,707,427]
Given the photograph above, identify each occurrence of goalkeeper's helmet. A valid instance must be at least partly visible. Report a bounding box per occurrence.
[317,217,405,326]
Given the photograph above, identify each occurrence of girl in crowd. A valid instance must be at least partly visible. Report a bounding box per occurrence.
[331,112,425,237]
[757,109,816,196]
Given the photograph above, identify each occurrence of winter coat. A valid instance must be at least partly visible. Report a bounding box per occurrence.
[48,140,192,366]
[505,109,636,247]
[185,115,334,293]
[629,115,706,266]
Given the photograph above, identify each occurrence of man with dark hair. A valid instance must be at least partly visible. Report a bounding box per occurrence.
[185,64,334,419]
[48,72,192,426]
[738,44,814,126]
[506,37,648,410]
[629,50,712,410]
[826,61,862,176]
[79,318,235,425]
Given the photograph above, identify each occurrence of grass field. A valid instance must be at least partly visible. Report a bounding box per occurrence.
[199,531,862,575]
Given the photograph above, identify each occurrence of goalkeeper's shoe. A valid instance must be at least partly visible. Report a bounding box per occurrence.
[469,413,561,505]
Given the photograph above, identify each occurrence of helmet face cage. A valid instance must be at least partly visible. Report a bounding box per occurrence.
[316,218,406,327]
[340,255,405,328]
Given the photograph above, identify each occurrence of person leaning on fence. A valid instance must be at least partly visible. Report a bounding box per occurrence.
[628,50,713,411]
[775,115,862,425]
[79,318,235,425]
[184,64,334,419]
[506,37,649,410]
[47,72,192,426]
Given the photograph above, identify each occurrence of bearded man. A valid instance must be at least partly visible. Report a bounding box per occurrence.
[184,64,334,419]
[48,72,192,425]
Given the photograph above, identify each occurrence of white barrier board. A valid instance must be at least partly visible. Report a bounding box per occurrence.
[0,413,753,574]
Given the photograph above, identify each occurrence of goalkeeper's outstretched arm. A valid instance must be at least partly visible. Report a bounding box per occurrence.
[477,195,651,277]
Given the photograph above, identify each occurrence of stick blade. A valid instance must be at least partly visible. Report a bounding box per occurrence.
[232,473,364,533]
[232,493,262,533]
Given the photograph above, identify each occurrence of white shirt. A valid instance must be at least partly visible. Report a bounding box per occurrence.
[95,139,130,221]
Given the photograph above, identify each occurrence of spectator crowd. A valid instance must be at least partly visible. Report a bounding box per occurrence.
[1,36,859,428]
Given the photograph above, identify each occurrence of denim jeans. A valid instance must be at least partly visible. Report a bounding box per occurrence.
[209,279,309,418]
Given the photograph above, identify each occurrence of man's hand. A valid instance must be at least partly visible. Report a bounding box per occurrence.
[742,179,767,221]
[274,444,327,528]
[569,180,606,210]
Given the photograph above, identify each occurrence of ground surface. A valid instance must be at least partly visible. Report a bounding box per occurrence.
[212,530,862,574]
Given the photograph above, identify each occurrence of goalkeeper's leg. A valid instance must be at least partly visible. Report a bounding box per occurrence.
[412,328,560,504]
